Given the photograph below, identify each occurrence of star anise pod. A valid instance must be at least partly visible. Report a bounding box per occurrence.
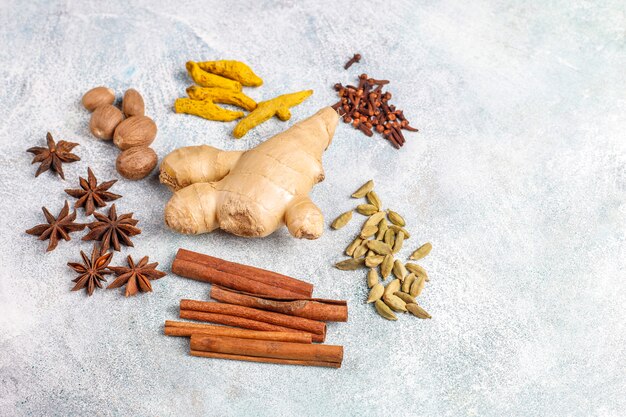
[25,201,86,252]
[82,204,141,252]
[26,132,80,179]
[68,244,113,296]
[65,167,121,215]
[107,255,166,297]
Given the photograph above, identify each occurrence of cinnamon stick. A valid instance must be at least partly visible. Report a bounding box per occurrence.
[210,286,348,322]
[190,335,343,366]
[176,249,313,297]
[164,320,312,343]
[180,299,326,340]
[190,350,341,368]
[179,310,325,342]
[172,258,304,298]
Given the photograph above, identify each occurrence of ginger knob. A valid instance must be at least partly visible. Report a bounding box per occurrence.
[89,104,124,140]
[82,86,115,112]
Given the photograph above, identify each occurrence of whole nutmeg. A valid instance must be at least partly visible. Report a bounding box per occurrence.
[122,88,145,117]
[82,86,115,112]
[113,116,157,150]
[116,146,158,180]
[90,105,124,140]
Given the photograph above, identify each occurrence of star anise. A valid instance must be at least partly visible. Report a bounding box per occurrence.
[65,167,121,215]
[26,132,80,179]
[68,244,113,296]
[25,201,86,251]
[107,255,166,297]
[82,204,141,252]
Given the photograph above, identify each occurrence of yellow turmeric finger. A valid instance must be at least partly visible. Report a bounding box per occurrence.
[186,61,241,91]
[186,86,257,112]
[233,90,313,139]
[197,60,263,87]
[175,98,244,122]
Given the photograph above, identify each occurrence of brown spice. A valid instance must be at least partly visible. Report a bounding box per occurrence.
[107,255,166,297]
[82,204,141,252]
[331,74,418,148]
[64,167,121,215]
[26,132,80,179]
[25,201,86,252]
[68,244,113,296]
[344,53,361,70]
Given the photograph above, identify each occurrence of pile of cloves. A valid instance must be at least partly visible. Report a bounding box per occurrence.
[331,74,418,149]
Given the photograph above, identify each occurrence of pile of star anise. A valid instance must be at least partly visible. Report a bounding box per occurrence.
[25,132,166,297]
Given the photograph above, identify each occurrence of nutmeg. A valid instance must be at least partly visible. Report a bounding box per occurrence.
[82,86,115,112]
[122,88,145,117]
[89,105,124,140]
[116,146,158,180]
[113,116,157,150]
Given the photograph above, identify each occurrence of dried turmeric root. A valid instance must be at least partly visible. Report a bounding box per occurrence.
[186,86,257,112]
[186,61,241,91]
[233,90,313,138]
[160,107,339,239]
[197,60,263,87]
[174,98,244,122]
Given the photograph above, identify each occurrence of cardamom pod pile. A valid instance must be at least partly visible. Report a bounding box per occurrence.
[332,180,432,321]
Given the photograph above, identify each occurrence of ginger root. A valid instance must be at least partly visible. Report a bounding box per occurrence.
[175,99,244,121]
[197,60,263,87]
[186,86,257,112]
[186,61,241,91]
[159,107,339,239]
[233,90,313,138]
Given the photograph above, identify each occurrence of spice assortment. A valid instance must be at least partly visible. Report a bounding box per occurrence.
[165,249,346,368]
[174,59,312,138]
[331,74,418,148]
[159,107,338,239]
[332,180,433,321]
[82,86,158,180]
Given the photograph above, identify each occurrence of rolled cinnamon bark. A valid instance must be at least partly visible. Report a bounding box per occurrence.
[179,310,325,342]
[180,299,326,340]
[190,350,341,368]
[164,320,312,343]
[172,258,304,298]
[210,286,348,322]
[176,249,314,297]
[190,335,343,366]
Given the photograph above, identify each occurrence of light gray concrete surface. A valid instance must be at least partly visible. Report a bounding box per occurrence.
[1,1,625,416]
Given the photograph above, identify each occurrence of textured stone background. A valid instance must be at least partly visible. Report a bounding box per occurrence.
[1,1,625,416]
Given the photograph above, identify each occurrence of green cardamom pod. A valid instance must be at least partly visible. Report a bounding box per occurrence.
[392,230,404,254]
[389,225,410,239]
[360,225,378,238]
[366,191,382,210]
[364,211,386,228]
[383,294,407,312]
[366,240,392,255]
[392,259,408,281]
[345,237,363,256]
[406,303,431,319]
[375,218,388,240]
[365,254,385,268]
[356,204,378,216]
[366,283,384,303]
[394,291,416,304]
[383,279,401,298]
[387,210,405,227]
[367,268,379,288]
[401,273,416,293]
[374,299,397,321]
[351,180,374,198]
[352,240,369,259]
[409,242,432,260]
[380,254,393,279]
[335,258,365,271]
[409,275,426,297]
[405,263,428,281]
[383,228,395,247]
[331,210,353,230]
